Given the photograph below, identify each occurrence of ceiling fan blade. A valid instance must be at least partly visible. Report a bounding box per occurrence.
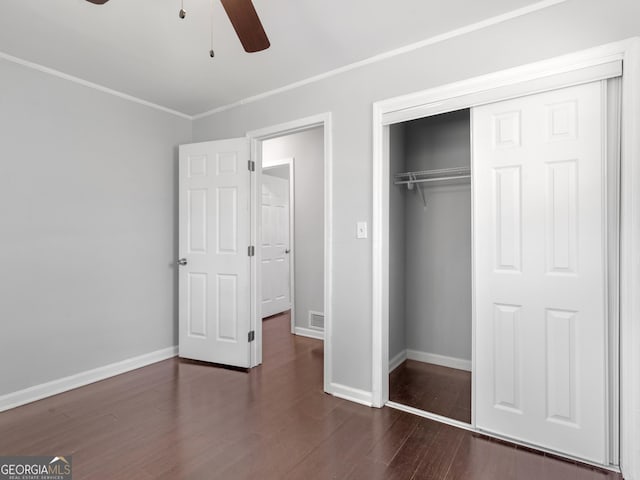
[85,0,110,4]
[220,0,270,53]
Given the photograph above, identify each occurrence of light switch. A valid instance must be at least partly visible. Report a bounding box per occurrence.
[356,221,368,239]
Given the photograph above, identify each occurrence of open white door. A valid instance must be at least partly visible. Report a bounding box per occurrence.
[473,82,607,463]
[260,169,291,318]
[178,138,252,368]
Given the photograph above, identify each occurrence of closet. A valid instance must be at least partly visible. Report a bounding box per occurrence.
[382,77,620,466]
[388,109,472,424]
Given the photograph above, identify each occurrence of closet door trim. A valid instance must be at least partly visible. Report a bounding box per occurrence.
[379,55,621,127]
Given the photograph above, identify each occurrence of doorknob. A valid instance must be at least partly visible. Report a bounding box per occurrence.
[285,249,290,254]
[177,258,188,266]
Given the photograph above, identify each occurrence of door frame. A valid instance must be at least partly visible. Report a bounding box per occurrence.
[261,157,296,333]
[247,113,333,394]
[371,37,640,475]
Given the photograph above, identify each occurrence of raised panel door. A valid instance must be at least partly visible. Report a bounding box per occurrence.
[473,81,607,463]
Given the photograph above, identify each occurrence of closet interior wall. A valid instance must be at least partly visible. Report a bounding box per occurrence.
[389,109,472,370]
[389,123,406,363]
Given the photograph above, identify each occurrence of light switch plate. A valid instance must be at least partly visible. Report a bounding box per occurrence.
[356,221,368,239]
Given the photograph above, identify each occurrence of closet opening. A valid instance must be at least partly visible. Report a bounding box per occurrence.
[387,108,472,424]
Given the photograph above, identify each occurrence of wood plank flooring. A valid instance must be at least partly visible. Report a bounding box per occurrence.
[389,360,472,424]
[0,313,620,479]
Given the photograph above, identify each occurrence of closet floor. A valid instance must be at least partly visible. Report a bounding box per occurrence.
[389,359,472,423]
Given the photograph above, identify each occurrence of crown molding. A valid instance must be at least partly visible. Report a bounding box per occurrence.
[0,51,193,120]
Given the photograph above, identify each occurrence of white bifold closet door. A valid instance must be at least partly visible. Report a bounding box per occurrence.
[473,81,607,463]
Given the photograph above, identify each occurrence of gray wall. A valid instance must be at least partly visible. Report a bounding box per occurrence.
[262,128,325,330]
[388,124,406,361]
[191,0,640,393]
[0,58,192,396]
[403,112,472,361]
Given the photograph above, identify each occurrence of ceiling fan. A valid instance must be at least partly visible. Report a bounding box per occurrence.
[84,0,270,53]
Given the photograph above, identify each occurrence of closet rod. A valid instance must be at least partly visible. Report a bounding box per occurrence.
[394,166,471,186]
[394,174,471,186]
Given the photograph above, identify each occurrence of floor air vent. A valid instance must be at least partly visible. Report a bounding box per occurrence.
[309,311,325,330]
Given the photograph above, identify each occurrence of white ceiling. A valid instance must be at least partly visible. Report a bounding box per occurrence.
[0,0,553,116]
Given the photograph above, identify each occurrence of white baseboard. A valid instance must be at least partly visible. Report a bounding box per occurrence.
[294,326,324,340]
[389,350,408,373]
[406,349,472,372]
[328,382,373,407]
[0,346,178,413]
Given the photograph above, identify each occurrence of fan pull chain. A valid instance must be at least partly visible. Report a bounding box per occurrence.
[179,0,186,19]
[209,0,215,58]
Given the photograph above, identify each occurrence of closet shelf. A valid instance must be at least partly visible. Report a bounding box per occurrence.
[394,166,471,187]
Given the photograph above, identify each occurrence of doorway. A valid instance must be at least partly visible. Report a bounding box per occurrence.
[176,114,331,385]
[259,127,325,343]
[248,115,332,392]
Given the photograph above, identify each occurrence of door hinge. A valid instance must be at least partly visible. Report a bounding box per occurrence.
[248,330,255,342]
[248,245,255,257]
[248,160,255,172]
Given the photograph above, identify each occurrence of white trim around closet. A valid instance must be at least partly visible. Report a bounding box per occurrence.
[372,37,640,478]
[618,38,640,480]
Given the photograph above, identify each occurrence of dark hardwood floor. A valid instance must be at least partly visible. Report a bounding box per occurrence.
[389,360,472,424]
[0,313,620,479]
